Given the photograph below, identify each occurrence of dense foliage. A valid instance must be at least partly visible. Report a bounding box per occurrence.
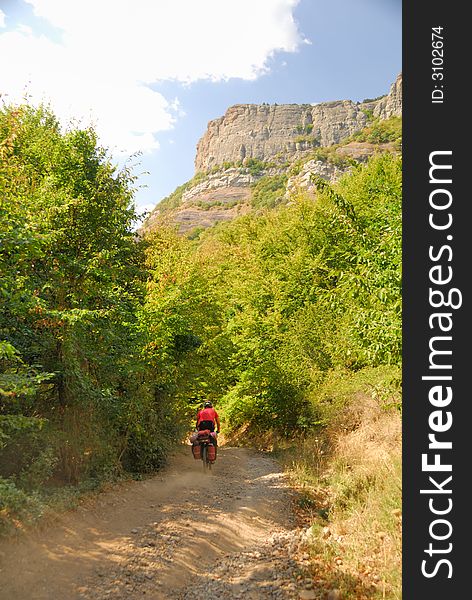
[251,174,288,209]
[0,105,188,528]
[351,116,402,145]
[144,152,402,435]
[1,102,401,531]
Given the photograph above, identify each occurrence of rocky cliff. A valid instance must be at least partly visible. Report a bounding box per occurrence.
[195,74,402,173]
[144,74,402,235]
[373,73,402,119]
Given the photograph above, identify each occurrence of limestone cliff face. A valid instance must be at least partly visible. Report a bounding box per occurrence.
[181,168,274,205]
[144,74,402,235]
[373,73,402,119]
[194,74,402,173]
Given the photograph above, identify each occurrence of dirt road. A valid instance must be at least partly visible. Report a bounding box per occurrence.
[0,447,316,600]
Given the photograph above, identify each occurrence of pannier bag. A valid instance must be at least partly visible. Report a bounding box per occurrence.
[207,444,216,462]
[192,443,201,460]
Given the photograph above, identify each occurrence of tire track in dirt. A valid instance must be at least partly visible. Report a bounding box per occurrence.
[0,447,318,600]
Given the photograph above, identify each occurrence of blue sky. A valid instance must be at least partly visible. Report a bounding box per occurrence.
[0,1,401,217]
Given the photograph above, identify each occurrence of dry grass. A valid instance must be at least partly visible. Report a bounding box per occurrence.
[286,394,402,599]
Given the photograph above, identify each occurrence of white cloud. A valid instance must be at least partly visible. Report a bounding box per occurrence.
[0,9,6,28]
[0,0,305,155]
[17,24,34,35]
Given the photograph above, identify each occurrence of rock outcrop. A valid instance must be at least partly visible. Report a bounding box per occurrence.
[285,160,350,200]
[373,73,402,120]
[195,74,402,173]
[181,168,279,205]
[285,141,400,200]
[145,74,402,235]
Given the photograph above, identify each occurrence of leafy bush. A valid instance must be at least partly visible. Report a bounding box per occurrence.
[289,147,355,176]
[251,174,288,209]
[351,116,402,145]
[199,153,400,435]
[0,102,187,530]
[296,123,314,135]
[0,477,33,529]
[361,108,374,121]
[244,157,268,176]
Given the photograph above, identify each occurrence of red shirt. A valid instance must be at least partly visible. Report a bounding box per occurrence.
[197,407,219,425]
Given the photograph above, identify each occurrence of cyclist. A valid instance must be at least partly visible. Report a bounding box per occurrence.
[196,401,220,434]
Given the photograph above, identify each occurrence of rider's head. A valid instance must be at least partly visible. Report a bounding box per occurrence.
[204,401,213,408]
